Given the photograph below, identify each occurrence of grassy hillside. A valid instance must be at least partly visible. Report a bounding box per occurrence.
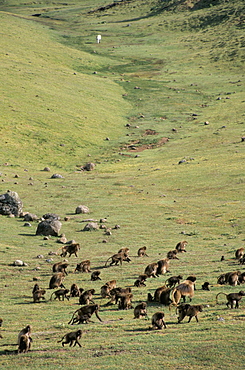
[0,0,244,369]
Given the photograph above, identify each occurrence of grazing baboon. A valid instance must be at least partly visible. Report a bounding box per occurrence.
[91,270,101,281]
[216,291,245,309]
[107,287,132,305]
[134,302,148,319]
[33,289,46,303]
[68,304,102,325]
[70,283,81,297]
[144,262,158,278]
[202,282,210,291]
[151,312,167,330]
[52,261,69,275]
[137,246,148,257]
[105,252,131,267]
[235,247,244,260]
[32,283,40,295]
[217,271,240,286]
[171,276,196,306]
[177,304,203,323]
[167,250,179,260]
[60,243,80,258]
[175,241,188,253]
[118,293,133,310]
[18,325,32,347]
[49,272,65,289]
[134,274,147,287]
[74,260,91,273]
[79,289,95,305]
[156,258,170,276]
[165,275,183,288]
[58,329,82,347]
[50,288,70,301]
[18,334,31,353]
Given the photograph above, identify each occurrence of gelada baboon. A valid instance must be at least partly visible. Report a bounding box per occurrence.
[58,329,82,347]
[167,250,179,260]
[235,247,244,260]
[239,255,245,265]
[171,276,196,306]
[105,252,131,267]
[33,289,46,303]
[148,285,167,303]
[60,243,80,258]
[32,283,40,294]
[79,289,95,305]
[50,288,70,301]
[177,304,203,323]
[238,272,245,284]
[156,258,170,276]
[49,273,65,289]
[70,283,81,297]
[216,291,245,309]
[175,241,188,253]
[151,312,167,330]
[165,275,183,288]
[106,287,131,305]
[91,270,101,281]
[144,262,158,278]
[217,271,240,286]
[137,246,148,257]
[134,302,148,319]
[101,280,117,298]
[118,293,133,310]
[134,274,147,287]
[68,304,102,325]
[52,261,69,275]
[18,325,32,351]
[74,260,91,273]
[118,247,130,255]
[201,282,210,291]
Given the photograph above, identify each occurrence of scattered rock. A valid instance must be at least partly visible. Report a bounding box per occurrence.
[0,190,23,217]
[82,222,99,231]
[51,173,64,179]
[75,205,90,214]
[36,219,62,236]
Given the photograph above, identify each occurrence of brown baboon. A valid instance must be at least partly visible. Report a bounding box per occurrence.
[137,246,148,257]
[18,334,31,353]
[151,312,167,330]
[177,304,203,323]
[107,287,132,305]
[74,260,91,273]
[134,302,148,319]
[165,275,183,288]
[33,289,46,303]
[49,272,65,289]
[118,293,133,310]
[156,258,170,276]
[144,262,158,278]
[238,272,245,284]
[148,285,167,302]
[70,284,82,297]
[217,273,226,285]
[167,250,179,260]
[217,271,240,286]
[235,247,244,260]
[68,304,102,325]
[239,255,245,265]
[171,276,196,306]
[101,284,111,299]
[134,274,147,287]
[216,291,245,309]
[159,288,173,306]
[17,325,32,347]
[79,289,95,305]
[175,241,188,253]
[60,243,80,258]
[50,288,70,301]
[32,283,40,294]
[105,280,117,290]
[118,247,130,255]
[91,270,101,281]
[105,252,131,267]
[58,329,82,347]
[201,282,210,291]
[52,261,69,275]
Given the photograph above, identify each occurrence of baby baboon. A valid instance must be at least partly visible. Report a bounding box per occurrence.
[151,312,167,330]
[68,304,102,325]
[156,258,170,276]
[50,288,70,301]
[171,276,196,306]
[33,289,46,303]
[58,329,82,347]
[144,262,158,278]
[91,270,101,281]
[165,275,183,288]
[32,283,40,294]
[220,255,225,261]
[134,302,148,319]
[177,304,203,323]
[18,334,31,353]
[60,242,80,258]
[216,291,245,309]
[202,282,210,291]
[52,261,69,275]
[74,260,91,273]
[118,293,133,310]
[134,274,147,287]
[166,250,179,260]
[105,252,131,267]
[175,240,188,253]
[49,272,66,289]
[70,283,81,297]
[235,247,244,260]
[79,289,95,305]
[137,246,148,257]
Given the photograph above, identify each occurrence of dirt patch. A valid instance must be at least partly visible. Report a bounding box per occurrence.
[124,137,169,152]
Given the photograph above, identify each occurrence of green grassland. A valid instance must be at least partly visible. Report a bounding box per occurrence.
[0,0,244,369]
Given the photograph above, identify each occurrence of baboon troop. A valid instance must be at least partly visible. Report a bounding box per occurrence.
[58,329,82,347]
[50,288,70,301]
[216,291,245,309]
[177,304,203,323]
[151,312,167,330]
[60,243,80,258]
